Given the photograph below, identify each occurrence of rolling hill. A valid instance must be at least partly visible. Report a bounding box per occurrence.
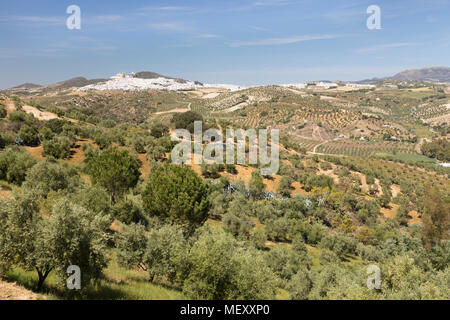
[390,66,450,82]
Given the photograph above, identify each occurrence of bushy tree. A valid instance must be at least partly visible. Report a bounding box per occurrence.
[0,104,6,118]
[252,200,277,223]
[116,223,148,270]
[265,217,291,241]
[0,196,111,291]
[143,225,187,283]
[8,110,29,123]
[264,245,312,284]
[356,243,384,262]
[180,227,277,299]
[421,139,450,161]
[223,211,254,238]
[18,124,39,146]
[69,185,111,216]
[228,248,278,299]
[85,147,140,204]
[287,269,312,300]
[278,176,293,197]
[303,174,334,192]
[422,186,449,248]
[171,111,203,133]
[142,164,210,228]
[250,228,267,250]
[22,160,78,198]
[319,233,358,259]
[249,170,266,199]
[42,136,72,159]
[46,118,69,134]
[0,147,37,185]
[39,127,54,141]
[112,194,147,225]
[303,222,328,245]
[319,249,340,264]
[208,190,228,219]
[150,123,169,138]
[92,130,112,149]
[147,144,166,161]
[131,136,147,154]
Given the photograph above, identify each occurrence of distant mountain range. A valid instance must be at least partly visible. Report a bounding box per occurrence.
[390,66,450,82]
[9,77,107,92]
[6,66,450,92]
[46,77,108,89]
[358,66,450,83]
[11,83,43,89]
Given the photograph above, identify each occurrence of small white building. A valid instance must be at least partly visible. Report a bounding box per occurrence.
[436,163,450,168]
[316,82,338,89]
[280,83,306,89]
[345,83,376,89]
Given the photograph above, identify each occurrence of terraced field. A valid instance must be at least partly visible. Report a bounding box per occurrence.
[316,139,416,157]
[290,137,322,152]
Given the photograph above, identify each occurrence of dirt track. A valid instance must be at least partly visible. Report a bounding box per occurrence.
[0,278,40,300]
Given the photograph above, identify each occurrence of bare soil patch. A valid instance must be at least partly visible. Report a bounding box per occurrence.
[380,203,399,220]
[22,105,59,121]
[0,189,13,200]
[0,277,41,300]
[154,108,190,115]
[391,184,401,198]
[408,211,422,225]
[24,146,45,160]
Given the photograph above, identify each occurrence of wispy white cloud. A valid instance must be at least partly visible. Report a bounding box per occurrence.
[1,14,125,27]
[158,6,192,11]
[355,42,418,54]
[137,6,193,14]
[91,15,124,23]
[0,38,119,59]
[1,15,64,25]
[149,22,191,32]
[253,0,291,7]
[229,34,341,47]
[43,41,119,53]
[196,33,220,39]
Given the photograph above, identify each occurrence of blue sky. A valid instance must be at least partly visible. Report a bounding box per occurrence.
[1,0,449,88]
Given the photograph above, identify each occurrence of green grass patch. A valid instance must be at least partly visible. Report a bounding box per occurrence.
[406,123,435,138]
[306,245,321,269]
[374,152,436,163]
[276,288,291,300]
[4,250,184,300]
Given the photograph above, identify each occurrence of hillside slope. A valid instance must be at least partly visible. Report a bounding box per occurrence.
[391,66,450,82]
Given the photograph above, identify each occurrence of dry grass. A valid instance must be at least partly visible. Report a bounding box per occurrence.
[0,189,13,200]
[0,277,42,300]
[24,146,44,160]
[408,211,423,225]
[22,105,59,121]
[391,184,401,198]
[137,153,150,179]
[380,203,399,220]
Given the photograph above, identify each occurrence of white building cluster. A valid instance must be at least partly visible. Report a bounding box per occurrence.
[279,83,307,89]
[316,82,338,89]
[77,73,250,92]
[345,83,376,89]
